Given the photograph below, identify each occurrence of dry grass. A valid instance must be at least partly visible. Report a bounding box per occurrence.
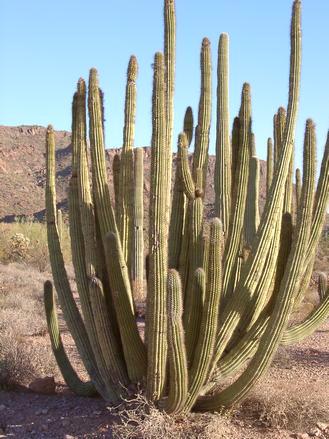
[0,262,57,388]
[110,393,238,439]
[240,385,329,432]
[0,218,71,272]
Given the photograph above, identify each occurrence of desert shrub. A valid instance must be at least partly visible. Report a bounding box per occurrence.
[111,393,236,439]
[0,328,56,388]
[0,262,57,387]
[0,218,71,272]
[239,387,329,432]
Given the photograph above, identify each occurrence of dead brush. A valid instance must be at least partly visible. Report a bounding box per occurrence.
[238,389,329,432]
[110,392,237,439]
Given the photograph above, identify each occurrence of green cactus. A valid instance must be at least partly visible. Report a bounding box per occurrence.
[45,0,329,415]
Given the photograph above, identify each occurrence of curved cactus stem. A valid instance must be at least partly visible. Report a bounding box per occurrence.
[88,68,134,313]
[104,232,146,382]
[210,0,302,370]
[179,133,195,200]
[282,275,329,345]
[159,269,188,414]
[45,124,114,401]
[183,218,223,412]
[71,81,128,397]
[44,281,97,397]
[198,115,315,411]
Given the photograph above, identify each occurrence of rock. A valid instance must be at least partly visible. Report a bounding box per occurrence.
[29,377,56,394]
[309,428,322,437]
[41,424,48,432]
[317,423,328,431]
[0,405,6,411]
[294,434,310,439]
[62,419,70,427]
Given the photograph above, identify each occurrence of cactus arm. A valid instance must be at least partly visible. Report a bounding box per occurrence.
[88,68,131,270]
[57,209,63,243]
[45,125,111,400]
[222,83,251,299]
[146,52,169,401]
[112,153,121,222]
[295,167,302,214]
[281,276,329,345]
[44,281,97,397]
[104,232,147,382]
[132,147,144,299]
[183,106,194,146]
[72,81,129,396]
[215,33,231,234]
[230,117,240,202]
[198,116,315,411]
[266,138,274,196]
[159,270,188,414]
[183,219,223,412]
[305,131,329,262]
[169,140,188,269]
[244,156,260,247]
[192,38,212,192]
[318,272,327,302]
[184,267,206,366]
[164,0,175,147]
[179,133,196,200]
[118,56,138,264]
[211,0,302,368]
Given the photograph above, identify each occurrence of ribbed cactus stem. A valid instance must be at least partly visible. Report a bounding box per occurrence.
[211,0,301,370]
[44,281,96,397]
[118,56,138,265]
[160,269,188,414]
[112,153,121,220]
[184,218,222,412]
[147,52,169,401]
[132,147,144,300]
[244,156,260,247]
[193,38,212,192]
[46,125,111,401]
[169,134,188,268]
[199,114,315,411]
[222,83,251,299]
[295,167,302,214]
[318,272,327,302]
[215,33,231,234]
[183,106,194,146]
[57,209,63,243]
[266,138,273,196]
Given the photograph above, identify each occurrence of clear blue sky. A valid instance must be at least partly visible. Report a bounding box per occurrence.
[1,0,329,171]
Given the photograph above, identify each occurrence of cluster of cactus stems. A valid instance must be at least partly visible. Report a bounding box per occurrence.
[45,0,329,413]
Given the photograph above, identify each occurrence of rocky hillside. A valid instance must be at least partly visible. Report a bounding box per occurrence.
[0,125,268,222]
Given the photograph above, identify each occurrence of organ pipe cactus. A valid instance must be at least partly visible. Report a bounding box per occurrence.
[45,0,329,414]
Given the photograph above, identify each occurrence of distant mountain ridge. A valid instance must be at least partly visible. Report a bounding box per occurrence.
[0,125,268,222]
